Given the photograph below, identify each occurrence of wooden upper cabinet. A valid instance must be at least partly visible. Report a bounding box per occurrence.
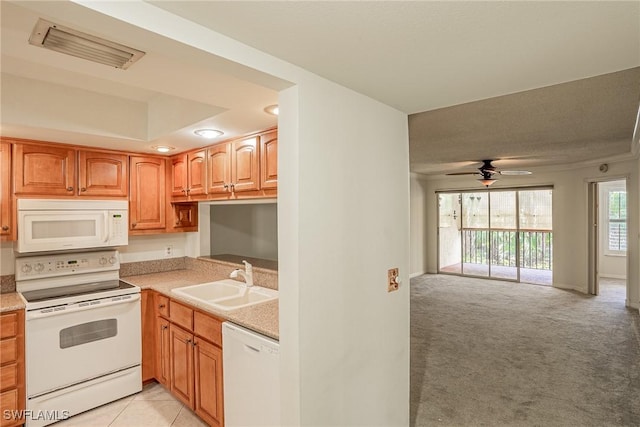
[0,143,12,240]
[13,143,76,196]
[231,136,260,192]
[207,143,231,194]
[171,150,207,199]
[78,150,128,197]
[129,156,166,231]
[170,154,188,198]
[260,130,278,190]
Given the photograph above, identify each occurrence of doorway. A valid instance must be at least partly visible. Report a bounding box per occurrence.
[438,188,553,285]
[588,180,627,302]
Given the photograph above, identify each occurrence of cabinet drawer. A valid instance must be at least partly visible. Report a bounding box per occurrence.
[0,363,18,391]
[0,338,17,365]
[156,294,169,318]
[170,301,193,331]
[193,312,222,347]
[0,314,17,339]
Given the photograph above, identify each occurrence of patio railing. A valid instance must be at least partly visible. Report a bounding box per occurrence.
[463,229,552,270]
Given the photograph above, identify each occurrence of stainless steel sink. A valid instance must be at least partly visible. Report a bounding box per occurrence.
[171,279,278,311]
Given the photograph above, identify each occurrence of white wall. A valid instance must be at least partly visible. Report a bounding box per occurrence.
[289,80,409,426]
[410,174,429,276]
[118,234,192,263]
[71,3,411,425]
[411,159,639,309]
[598,180,627,279]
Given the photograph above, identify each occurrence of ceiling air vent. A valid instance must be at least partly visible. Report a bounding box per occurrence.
[28,19,145,70]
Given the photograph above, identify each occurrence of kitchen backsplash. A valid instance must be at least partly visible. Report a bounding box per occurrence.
[1,256,278,294]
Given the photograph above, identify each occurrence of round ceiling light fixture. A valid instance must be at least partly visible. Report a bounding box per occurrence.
[194,129,224,139]
[264,104,279,116]
[151,145,175,153]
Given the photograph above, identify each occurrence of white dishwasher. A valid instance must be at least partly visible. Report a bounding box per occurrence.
[222,322,280,427]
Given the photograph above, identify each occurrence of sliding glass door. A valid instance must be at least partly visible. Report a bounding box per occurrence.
[437,187,553,285]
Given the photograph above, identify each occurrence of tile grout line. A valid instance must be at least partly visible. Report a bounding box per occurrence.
[107,395,136,427]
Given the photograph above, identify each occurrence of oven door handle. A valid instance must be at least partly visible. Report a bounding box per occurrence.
[26,293,141,320]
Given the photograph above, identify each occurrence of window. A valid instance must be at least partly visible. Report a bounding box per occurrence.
[608,190,627,252]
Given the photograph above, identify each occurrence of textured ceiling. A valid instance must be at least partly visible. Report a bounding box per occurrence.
[409,68,640,175]
[1,1,638,166]
[151,1,640,114]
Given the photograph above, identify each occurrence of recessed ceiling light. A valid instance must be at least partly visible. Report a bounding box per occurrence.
[194,129,223,139]
[151,145,174,153]
[264,105,279,116]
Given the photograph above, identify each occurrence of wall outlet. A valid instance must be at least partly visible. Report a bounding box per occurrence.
[164,245,173,258]
[388,268,399,292]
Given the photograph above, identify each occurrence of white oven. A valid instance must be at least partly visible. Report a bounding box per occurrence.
[17,199,128,253]
[16,250,141,427]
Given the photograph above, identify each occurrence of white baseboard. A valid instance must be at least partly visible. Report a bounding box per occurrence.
[627,299,639,310]
[599,274,627,280]
[409,271,426,279]
[554,282,587,293]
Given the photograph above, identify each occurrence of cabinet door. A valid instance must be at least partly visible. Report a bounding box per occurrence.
[169,324,195,408]
[141,290,155,383]
[78,150,128,197]
[0,143,12,239]
[231,137,260,192]
[13,143,75,196]
[155,317,171,386]
[172,203,198,231]
[260,130,278,190]
[207,143,231,194]
[170,154,188,198]
[129,156,166,231]
[194,338,224,427]
[187,150,207,196]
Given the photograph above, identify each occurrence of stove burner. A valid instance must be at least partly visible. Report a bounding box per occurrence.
[21,280,135,304]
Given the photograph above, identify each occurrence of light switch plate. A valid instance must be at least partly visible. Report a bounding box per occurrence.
[388,268,399,292]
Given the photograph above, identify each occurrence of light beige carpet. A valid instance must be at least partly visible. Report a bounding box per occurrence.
[410,274,640,426]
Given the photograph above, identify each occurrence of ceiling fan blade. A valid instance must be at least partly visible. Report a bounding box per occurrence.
[446,172,479,176]
[499,170,532,176]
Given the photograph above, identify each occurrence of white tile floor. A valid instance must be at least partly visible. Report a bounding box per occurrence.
[55,383,208,427]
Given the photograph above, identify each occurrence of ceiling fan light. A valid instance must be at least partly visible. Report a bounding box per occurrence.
[478,178,497,187]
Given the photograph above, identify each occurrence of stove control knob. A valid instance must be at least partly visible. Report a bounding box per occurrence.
[21,264,32,273]
[34,263,44,272]
[99,257,107,265]
[108,256,117,265]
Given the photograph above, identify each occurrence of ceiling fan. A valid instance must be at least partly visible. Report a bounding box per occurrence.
[446,160,532,187]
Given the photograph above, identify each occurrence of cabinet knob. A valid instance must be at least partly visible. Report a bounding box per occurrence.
[159,304,166,309]
[181,188,187,194]
[80,187,87,192]
[66,186,74,191]
[132,223,137,228]
[186,188,191,194]
[1,225,8,231]
[161,325,168,330]
[223,184,229,190]
[230,183,235,192]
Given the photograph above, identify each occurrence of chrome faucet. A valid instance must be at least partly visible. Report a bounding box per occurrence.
[230,260,253,287]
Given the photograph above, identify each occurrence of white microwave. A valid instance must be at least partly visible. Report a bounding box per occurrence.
[17,199,128,253]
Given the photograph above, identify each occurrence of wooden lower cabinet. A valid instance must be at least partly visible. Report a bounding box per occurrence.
[149,292,224,427]
[156,317,171,387]
[170,324,195,407]
[194,337,224,426]
[0,311,24,427]
[141,290,156,383]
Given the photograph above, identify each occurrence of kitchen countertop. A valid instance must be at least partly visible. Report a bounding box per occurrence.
[0,292,25,312]
[121,269,279,340]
